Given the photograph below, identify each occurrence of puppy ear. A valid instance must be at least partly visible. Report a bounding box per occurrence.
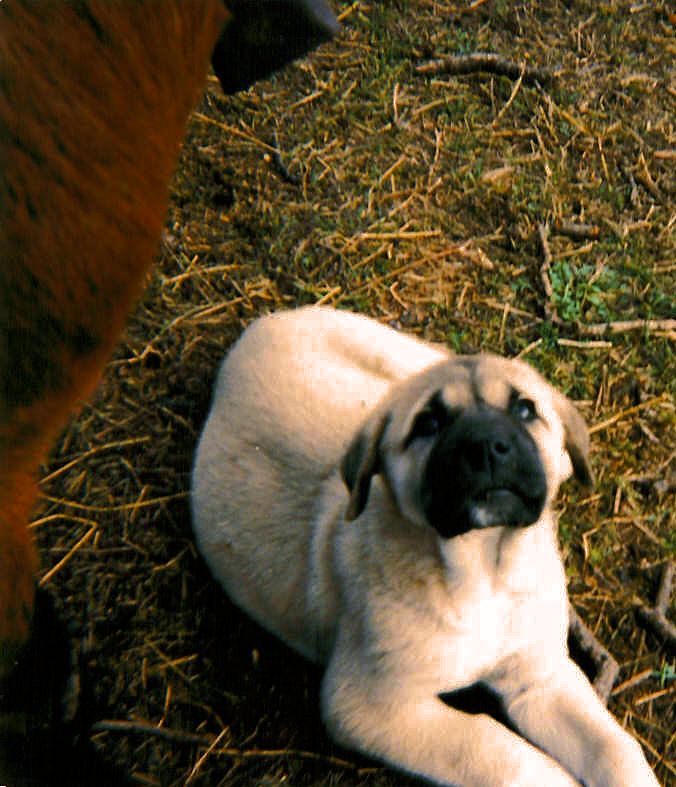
[555,394,594,486]
[341,413,391,521]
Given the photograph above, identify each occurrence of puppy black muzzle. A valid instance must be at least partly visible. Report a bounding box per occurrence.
[422,406,547,539]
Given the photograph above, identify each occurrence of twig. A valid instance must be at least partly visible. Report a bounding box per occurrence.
[636,562,676,656]
[655,561,674,614]
[39,526,98,587]
[40,491,188,513]
[186,729,229,785]
[589,394,669,435]
[336,1,359,22]
[93,720,212,746]
[266,130,300,185]
[415,53,554,87]
[192,112,277,153]
[553,220,600,241]
[634,172,663,203]
[537,223,552,298]
[92,719,360,770]
[611,668,655,697]
[557,338,612,350]
[38,437,151,485]
[619,162,641,207]
[285,90,325,113]
[354,229,442,242]
[634,686,676,706]
[493,66,525,126]
[315,285,342,305]
[517,337,543,358]
[537,223,560,323]
[346,246,462,297]
[635,153,663,203]
[576,319,676,337]
[568,605,620,704]
[29,512,100,531]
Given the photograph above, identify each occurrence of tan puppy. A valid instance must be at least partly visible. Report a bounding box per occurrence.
[192,306,659,787]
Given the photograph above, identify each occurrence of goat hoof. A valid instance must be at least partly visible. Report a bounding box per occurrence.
[0,588,130,785]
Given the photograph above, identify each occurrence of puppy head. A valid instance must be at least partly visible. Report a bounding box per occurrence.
[341,355,593,537]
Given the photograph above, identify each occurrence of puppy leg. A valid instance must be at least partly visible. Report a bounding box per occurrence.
[490,657,659,787]
[321,661,581,787]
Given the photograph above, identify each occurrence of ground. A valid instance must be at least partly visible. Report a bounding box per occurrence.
[32,1,674,785]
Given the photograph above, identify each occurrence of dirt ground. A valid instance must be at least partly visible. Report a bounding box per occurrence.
[31,1,674,785]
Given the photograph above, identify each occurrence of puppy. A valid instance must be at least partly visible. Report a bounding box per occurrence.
[192,306,659,787]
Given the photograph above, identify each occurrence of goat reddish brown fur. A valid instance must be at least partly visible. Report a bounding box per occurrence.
[0,0,231,678]
[0,0,336,683]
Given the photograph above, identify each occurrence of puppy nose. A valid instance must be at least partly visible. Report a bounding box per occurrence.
[465,435,511,472]
[491,438,511,459]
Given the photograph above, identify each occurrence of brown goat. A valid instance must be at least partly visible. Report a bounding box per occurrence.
[0,0,337,698]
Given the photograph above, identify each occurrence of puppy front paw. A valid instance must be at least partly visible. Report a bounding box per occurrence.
[587,734,660,787]
[509,757,581,787]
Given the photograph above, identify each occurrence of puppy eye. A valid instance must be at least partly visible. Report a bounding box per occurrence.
[410,409,441,439]
[513,397,537,423]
